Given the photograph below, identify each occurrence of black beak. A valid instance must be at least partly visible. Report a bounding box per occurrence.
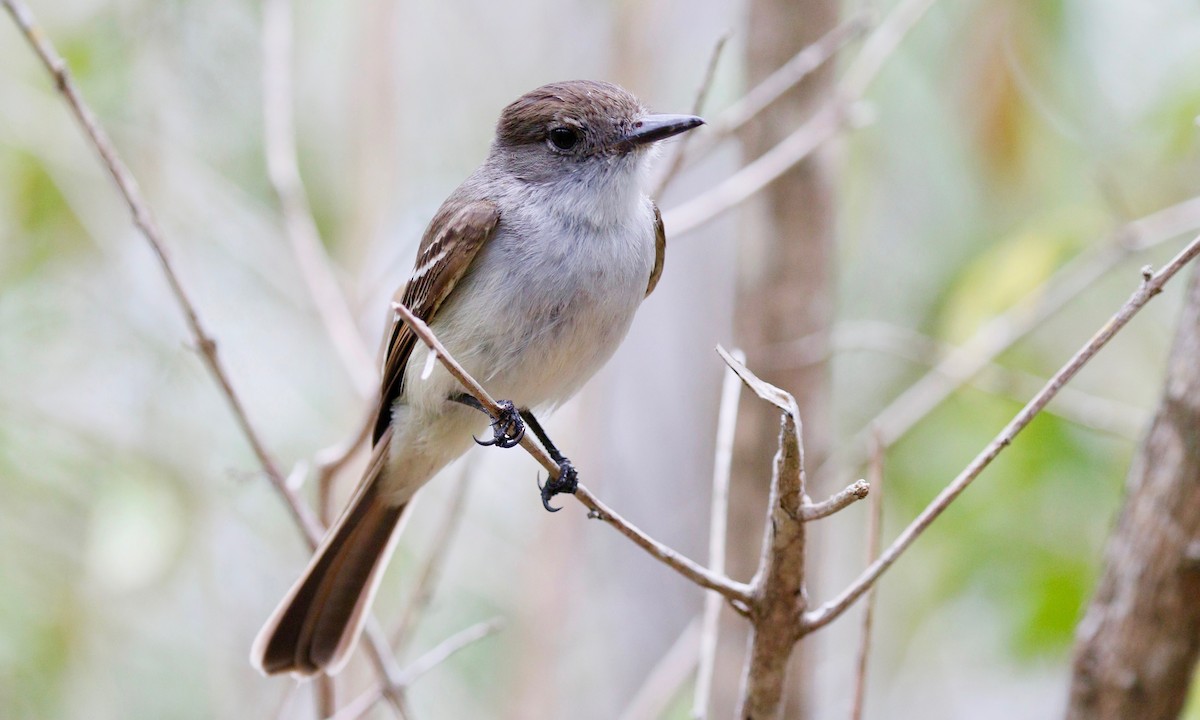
[618,113,704,150]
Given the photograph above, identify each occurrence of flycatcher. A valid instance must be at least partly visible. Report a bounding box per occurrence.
[252,80,703,676]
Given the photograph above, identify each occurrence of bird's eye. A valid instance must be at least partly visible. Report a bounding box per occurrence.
[548,127,579,150]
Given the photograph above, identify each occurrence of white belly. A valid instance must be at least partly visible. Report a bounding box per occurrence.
[398,195,656,440]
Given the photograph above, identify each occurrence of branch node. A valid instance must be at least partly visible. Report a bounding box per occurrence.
[800,479,870,521]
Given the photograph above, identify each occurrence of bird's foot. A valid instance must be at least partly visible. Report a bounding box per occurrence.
[538,456,578,512]
[474,399,525,449]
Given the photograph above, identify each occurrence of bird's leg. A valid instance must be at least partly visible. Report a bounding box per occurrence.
[520,410,578,513]
[451,394,525,449]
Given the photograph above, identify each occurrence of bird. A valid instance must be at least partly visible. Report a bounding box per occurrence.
[251,80,703,677]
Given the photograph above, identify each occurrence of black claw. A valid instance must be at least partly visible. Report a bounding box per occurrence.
[477,399,524,449]
[538,457,578,513]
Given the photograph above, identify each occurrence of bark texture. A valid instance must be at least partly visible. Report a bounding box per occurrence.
[736,414,808,719]
[1066,265,1200,720]
[719,0,839,717]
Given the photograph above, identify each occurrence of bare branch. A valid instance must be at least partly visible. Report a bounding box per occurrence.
[849,430,885,720]
[1066,265,1200,719]
[315,676,335,720]
[391,301,754,608]
[818,194,1200,483]
[674,14,870,172]
[262,0,377,397]
[803,231,1200,633]
[840,0,938,99]
[692,351,744,720]
[400,618,504,684]
[801,480,869,521]
[760,320,1147,438]
[649,31,730,197]
[335,619,504,720]
[661,0,939,238]
[662,101,848,237]
[0,4,418,708]
[722,353,808,719]
[0,0,323,544]
[314,403,376,524]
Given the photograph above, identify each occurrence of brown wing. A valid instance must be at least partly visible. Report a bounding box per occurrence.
[645,201,666,297]
[372,199,501,443]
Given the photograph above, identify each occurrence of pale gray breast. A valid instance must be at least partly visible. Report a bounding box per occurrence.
[431,188,656,408]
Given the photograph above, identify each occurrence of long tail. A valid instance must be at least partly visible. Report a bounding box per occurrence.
[251,440,406,676]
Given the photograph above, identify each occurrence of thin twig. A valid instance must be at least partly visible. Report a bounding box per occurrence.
[662,101,849,236]
[801,480,870,521]
[390,301,755,608]
[391,467,474,653]
[617,616,704,720]
[717,349,808,719]
[650,31,731,197]
[334,619,504,720]
[0,3,414,706]
[315,676,336,720]
[362,620,410,715]
[840,0,937,99]
[314,402,377,481]
[849,430,885,720]
[273,682,303,720]
[662,0,936,238]
[759,320,1147,438]
[313,402,377,524]
[816,194,1200,483]
[692,351,744,720]
[400,617,505,684]
[262,0,376,397]
[803,232,1200,633]
[0,0,323,544]
[673,14,871,172]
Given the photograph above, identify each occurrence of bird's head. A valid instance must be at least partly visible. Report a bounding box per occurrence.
[488,80,703,194]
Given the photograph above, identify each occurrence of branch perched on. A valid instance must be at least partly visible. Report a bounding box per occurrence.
[390,301,755,608]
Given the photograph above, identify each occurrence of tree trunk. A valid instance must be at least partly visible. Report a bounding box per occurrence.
[1065,265,1200,719]
[716,0,839,718]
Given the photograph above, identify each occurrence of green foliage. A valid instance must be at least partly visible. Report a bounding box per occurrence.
[2,152,90,282]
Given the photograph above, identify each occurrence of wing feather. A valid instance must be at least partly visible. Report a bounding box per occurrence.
[372,199,501,443]
[645,202,666,297]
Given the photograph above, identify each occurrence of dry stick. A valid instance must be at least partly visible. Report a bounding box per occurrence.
[315,677,335,720]
[0,4,417,709]
[802,479,870,521]
[617,616,704,720]
[262,0,376,398]
[670,14,870,175]
[0,0,323,545]
[662,0,937,238]
[716,348,812,719]
[803,231,1200,633]
[849,430,885,720]
[313,403,377,523]
[763,320,1147,439]
[390,301,754,608]
[400,618,505,685]
[692,351,745,720]
[649,31,730,197]
[818,194,1200,484]
[663,101,848,237]
[840,0,937,100]
[333,619,505,720]
[391,467,474,652]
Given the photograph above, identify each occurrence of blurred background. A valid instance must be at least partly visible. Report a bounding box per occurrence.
[3,0,1200,718]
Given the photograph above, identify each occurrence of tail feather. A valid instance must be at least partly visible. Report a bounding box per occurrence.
[252,441,406,676]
